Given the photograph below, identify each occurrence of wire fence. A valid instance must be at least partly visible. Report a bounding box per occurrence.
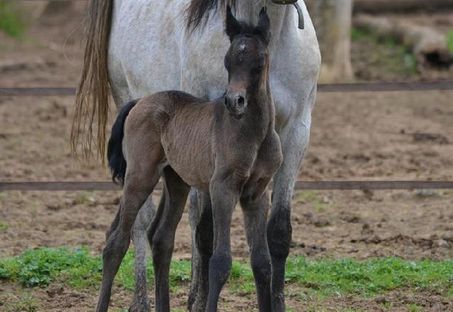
[1,72,452,190]
[1,80,453,96]
[2,180,453,191]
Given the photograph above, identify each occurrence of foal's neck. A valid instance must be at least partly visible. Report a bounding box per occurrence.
[246,80,274,130]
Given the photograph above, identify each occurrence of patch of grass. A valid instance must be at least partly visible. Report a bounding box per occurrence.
[0,247,100,287]
[0,192,9,200]
[447,30,453,54]
[0,221,8,232]
[72,192,97,206]
[286,257,453,297]
[351,27,368,42]
[351,27,418,77]
[2,293,39,312]
[407,303,423,312]
[230,261,255,294]
[1,247,452,300]
[294,191,328,212]
[0,1,27,38]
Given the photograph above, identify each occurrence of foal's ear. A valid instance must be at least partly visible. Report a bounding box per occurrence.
[225,5,242,41]
[255,7,271,44]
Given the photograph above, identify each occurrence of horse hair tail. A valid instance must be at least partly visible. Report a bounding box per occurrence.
[107,100,138,184]
[71,0,114,161]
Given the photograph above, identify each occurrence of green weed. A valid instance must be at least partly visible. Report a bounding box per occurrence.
[447,30,453,54]
[72,192,97,206]
[0,1,27,38]
[407,303,423,312]
[351,27,368,41]
[0,221,8,232]
[294,191,328,212]
[2,293,39,312]
[285,257,453,297]
[351,26,418,77]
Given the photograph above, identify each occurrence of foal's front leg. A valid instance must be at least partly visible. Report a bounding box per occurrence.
[240,191,272,312]
[206,175,242,312]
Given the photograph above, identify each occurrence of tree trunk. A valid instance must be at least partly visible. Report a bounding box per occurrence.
[354,0,453,14]
[309,0,354,82]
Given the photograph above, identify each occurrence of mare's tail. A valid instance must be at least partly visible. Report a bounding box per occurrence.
[107,100,138,184]
[71,0,114,159]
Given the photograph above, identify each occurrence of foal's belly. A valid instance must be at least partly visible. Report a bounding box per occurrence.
[161,108,215,191]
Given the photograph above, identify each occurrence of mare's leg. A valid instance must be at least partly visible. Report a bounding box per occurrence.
[150,166,190,312]
[130,196,157,312]
[267,86,317,312]
[240,192,272,312]
[206,175,241,312]
[188,190,213,312]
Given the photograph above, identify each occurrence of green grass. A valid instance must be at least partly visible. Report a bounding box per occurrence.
[294,191,328,213]
[0,221,8,232]
[351,27,418,77]
[0,1,27,38]
[286,257,453,297]
[1,247,452,299]
[407,303,423,312]
[1,293,39,312]
[447,30,453,54]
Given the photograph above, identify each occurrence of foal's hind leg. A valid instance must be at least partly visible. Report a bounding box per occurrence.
[96,157,162,312]
[149,166,190,312]
[241,191,272,312]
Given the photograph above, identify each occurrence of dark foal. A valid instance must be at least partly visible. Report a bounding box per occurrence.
[98,7,282,312]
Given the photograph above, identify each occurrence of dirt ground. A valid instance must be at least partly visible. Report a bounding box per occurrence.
[0,4,452,312]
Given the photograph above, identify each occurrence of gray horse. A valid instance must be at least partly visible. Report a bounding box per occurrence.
[71,0,320,311]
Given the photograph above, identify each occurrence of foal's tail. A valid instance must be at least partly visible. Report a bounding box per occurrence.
[107,100,138,184]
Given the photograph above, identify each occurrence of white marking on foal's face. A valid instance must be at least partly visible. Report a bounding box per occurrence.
[239,43,246,52]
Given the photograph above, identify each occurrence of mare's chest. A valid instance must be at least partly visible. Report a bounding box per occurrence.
[252,129,283,179]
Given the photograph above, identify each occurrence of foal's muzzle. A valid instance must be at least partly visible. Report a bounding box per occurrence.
[225,91,247,119]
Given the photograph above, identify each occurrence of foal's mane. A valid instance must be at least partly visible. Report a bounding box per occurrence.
[186,0,236,30]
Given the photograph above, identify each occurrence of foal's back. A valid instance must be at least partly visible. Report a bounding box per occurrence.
[124,91,217,190]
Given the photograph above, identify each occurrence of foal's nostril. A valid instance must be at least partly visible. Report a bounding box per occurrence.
[237,96,245,107]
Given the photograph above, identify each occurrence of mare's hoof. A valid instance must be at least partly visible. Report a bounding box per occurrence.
[128,299,150,312]
[189,299,207,312]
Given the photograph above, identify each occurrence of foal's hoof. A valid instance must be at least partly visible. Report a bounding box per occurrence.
[128,298,150,312]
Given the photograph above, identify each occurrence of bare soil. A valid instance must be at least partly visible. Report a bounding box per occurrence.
[0,5,452,312]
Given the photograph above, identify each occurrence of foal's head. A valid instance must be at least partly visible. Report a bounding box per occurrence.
[224,6,271,119]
